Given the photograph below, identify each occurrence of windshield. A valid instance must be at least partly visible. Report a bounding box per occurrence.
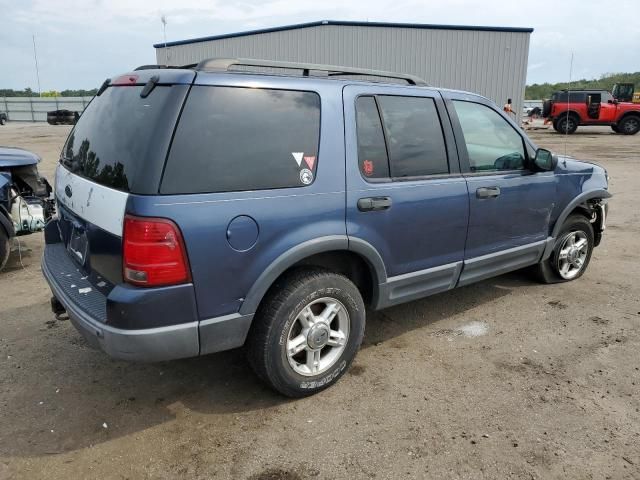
[61,84,188,193]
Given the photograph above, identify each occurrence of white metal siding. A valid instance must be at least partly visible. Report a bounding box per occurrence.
[156,24,530,115]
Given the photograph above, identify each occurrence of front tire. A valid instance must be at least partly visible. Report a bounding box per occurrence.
[247,268,365,397]
[533,214,594,284]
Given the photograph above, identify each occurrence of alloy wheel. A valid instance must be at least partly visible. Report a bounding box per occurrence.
[556,231,589,279]
[286,297,350,376]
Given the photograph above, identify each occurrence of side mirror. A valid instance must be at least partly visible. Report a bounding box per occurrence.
[533,148,557,171]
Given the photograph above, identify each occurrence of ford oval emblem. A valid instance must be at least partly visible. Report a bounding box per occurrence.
[64,185,72,198]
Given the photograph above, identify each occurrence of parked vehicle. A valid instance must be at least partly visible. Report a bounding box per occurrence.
[0,112,7,126]
[47,109,79,125]
[42,59,611,397]
[612,83,640,104]
[542,87,640,135]
[0,147,55,270]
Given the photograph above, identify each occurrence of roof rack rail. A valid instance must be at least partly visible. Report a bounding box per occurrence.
[134,63,198,71]
[194,57,429,86]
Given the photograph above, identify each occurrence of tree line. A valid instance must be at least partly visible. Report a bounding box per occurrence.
[525,72,640,100]
[0,88,98,97]
[3,71,639,100]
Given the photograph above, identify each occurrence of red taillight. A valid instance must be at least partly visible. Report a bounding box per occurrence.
[123,215,191,287]
[112,74,139,85]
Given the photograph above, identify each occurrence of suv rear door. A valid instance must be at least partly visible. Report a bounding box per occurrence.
[56,70,194,286]
[343,84,468,308]
[443,91,556,285]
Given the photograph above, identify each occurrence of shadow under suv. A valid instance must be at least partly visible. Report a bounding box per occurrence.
[42,58,611,397]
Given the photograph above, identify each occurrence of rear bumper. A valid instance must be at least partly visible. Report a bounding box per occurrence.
[42,214,255,361]
[42,247,200,361]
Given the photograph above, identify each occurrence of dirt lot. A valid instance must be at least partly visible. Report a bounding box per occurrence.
[0,122,638,480]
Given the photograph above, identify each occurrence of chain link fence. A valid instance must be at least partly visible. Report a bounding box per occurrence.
[1,97,93,122]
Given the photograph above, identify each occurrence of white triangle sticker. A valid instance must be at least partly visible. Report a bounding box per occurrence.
[292,152,303,166]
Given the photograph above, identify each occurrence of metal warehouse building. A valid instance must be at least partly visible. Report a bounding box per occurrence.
[154,20,533,114]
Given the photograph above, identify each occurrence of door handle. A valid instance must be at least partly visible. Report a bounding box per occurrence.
[476,187,501,199]
[357,196,392,212]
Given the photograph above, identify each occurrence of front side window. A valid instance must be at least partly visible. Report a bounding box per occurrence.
[161,86,321,194]
[453,101,526,172]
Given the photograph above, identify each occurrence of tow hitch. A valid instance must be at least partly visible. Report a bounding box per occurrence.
[50,296,68,320]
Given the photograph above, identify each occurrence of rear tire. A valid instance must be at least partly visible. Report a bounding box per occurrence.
[0,117,6,126]
[0,228,10,272]
[533,214,594,284]
[618,115,640,135]
[556,114,579,134]
[247,268,365,397]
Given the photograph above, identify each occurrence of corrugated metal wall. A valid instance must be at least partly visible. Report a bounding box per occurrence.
[156,24,530,115]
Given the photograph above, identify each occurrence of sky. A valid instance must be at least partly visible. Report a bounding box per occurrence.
[1,0,638,91]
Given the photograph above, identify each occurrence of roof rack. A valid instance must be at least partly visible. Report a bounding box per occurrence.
[134,64,194,71]
[194,58,429,86]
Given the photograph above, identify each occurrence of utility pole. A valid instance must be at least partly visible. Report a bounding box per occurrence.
[161,15,169,66]
[32,34,42,97]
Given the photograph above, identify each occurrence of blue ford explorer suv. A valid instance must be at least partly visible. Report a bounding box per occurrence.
[42,58,610,397]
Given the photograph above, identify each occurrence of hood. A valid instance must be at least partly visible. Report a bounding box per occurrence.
[0,147,41,168]
[556,155,606,176]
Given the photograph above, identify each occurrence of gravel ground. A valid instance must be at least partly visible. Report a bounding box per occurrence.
[0,123,638,480]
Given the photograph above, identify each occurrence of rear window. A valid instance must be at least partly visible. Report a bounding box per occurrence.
[161,86,321,194]
[62,85,187,192]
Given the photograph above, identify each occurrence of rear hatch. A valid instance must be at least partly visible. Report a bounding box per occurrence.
[54,70,194,289]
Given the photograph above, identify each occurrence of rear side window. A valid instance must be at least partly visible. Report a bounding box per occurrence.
[355,95,449,180]
[553,91,587,103]
[161,86,321,194]
[355,97,390,179]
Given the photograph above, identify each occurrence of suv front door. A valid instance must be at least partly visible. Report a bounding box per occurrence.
[343,85,469,308]
[444,92,557,285]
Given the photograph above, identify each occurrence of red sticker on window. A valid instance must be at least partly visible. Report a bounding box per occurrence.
[363,160,374,176]
[303,156,316,170]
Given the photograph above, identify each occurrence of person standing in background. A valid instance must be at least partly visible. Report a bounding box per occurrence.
[503,98,514,116]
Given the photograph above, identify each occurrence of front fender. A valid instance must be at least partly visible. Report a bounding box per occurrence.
[542,189,611,259]
[551,189,611,238]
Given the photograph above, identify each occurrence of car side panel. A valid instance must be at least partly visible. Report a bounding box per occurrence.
[126,79,347,321]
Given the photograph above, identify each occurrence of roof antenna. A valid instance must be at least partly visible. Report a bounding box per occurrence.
[161,14,169,66]
[564,52,574,158]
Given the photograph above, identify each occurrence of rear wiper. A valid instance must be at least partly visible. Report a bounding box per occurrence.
[140,75,159,98]
[96,78,110,96]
